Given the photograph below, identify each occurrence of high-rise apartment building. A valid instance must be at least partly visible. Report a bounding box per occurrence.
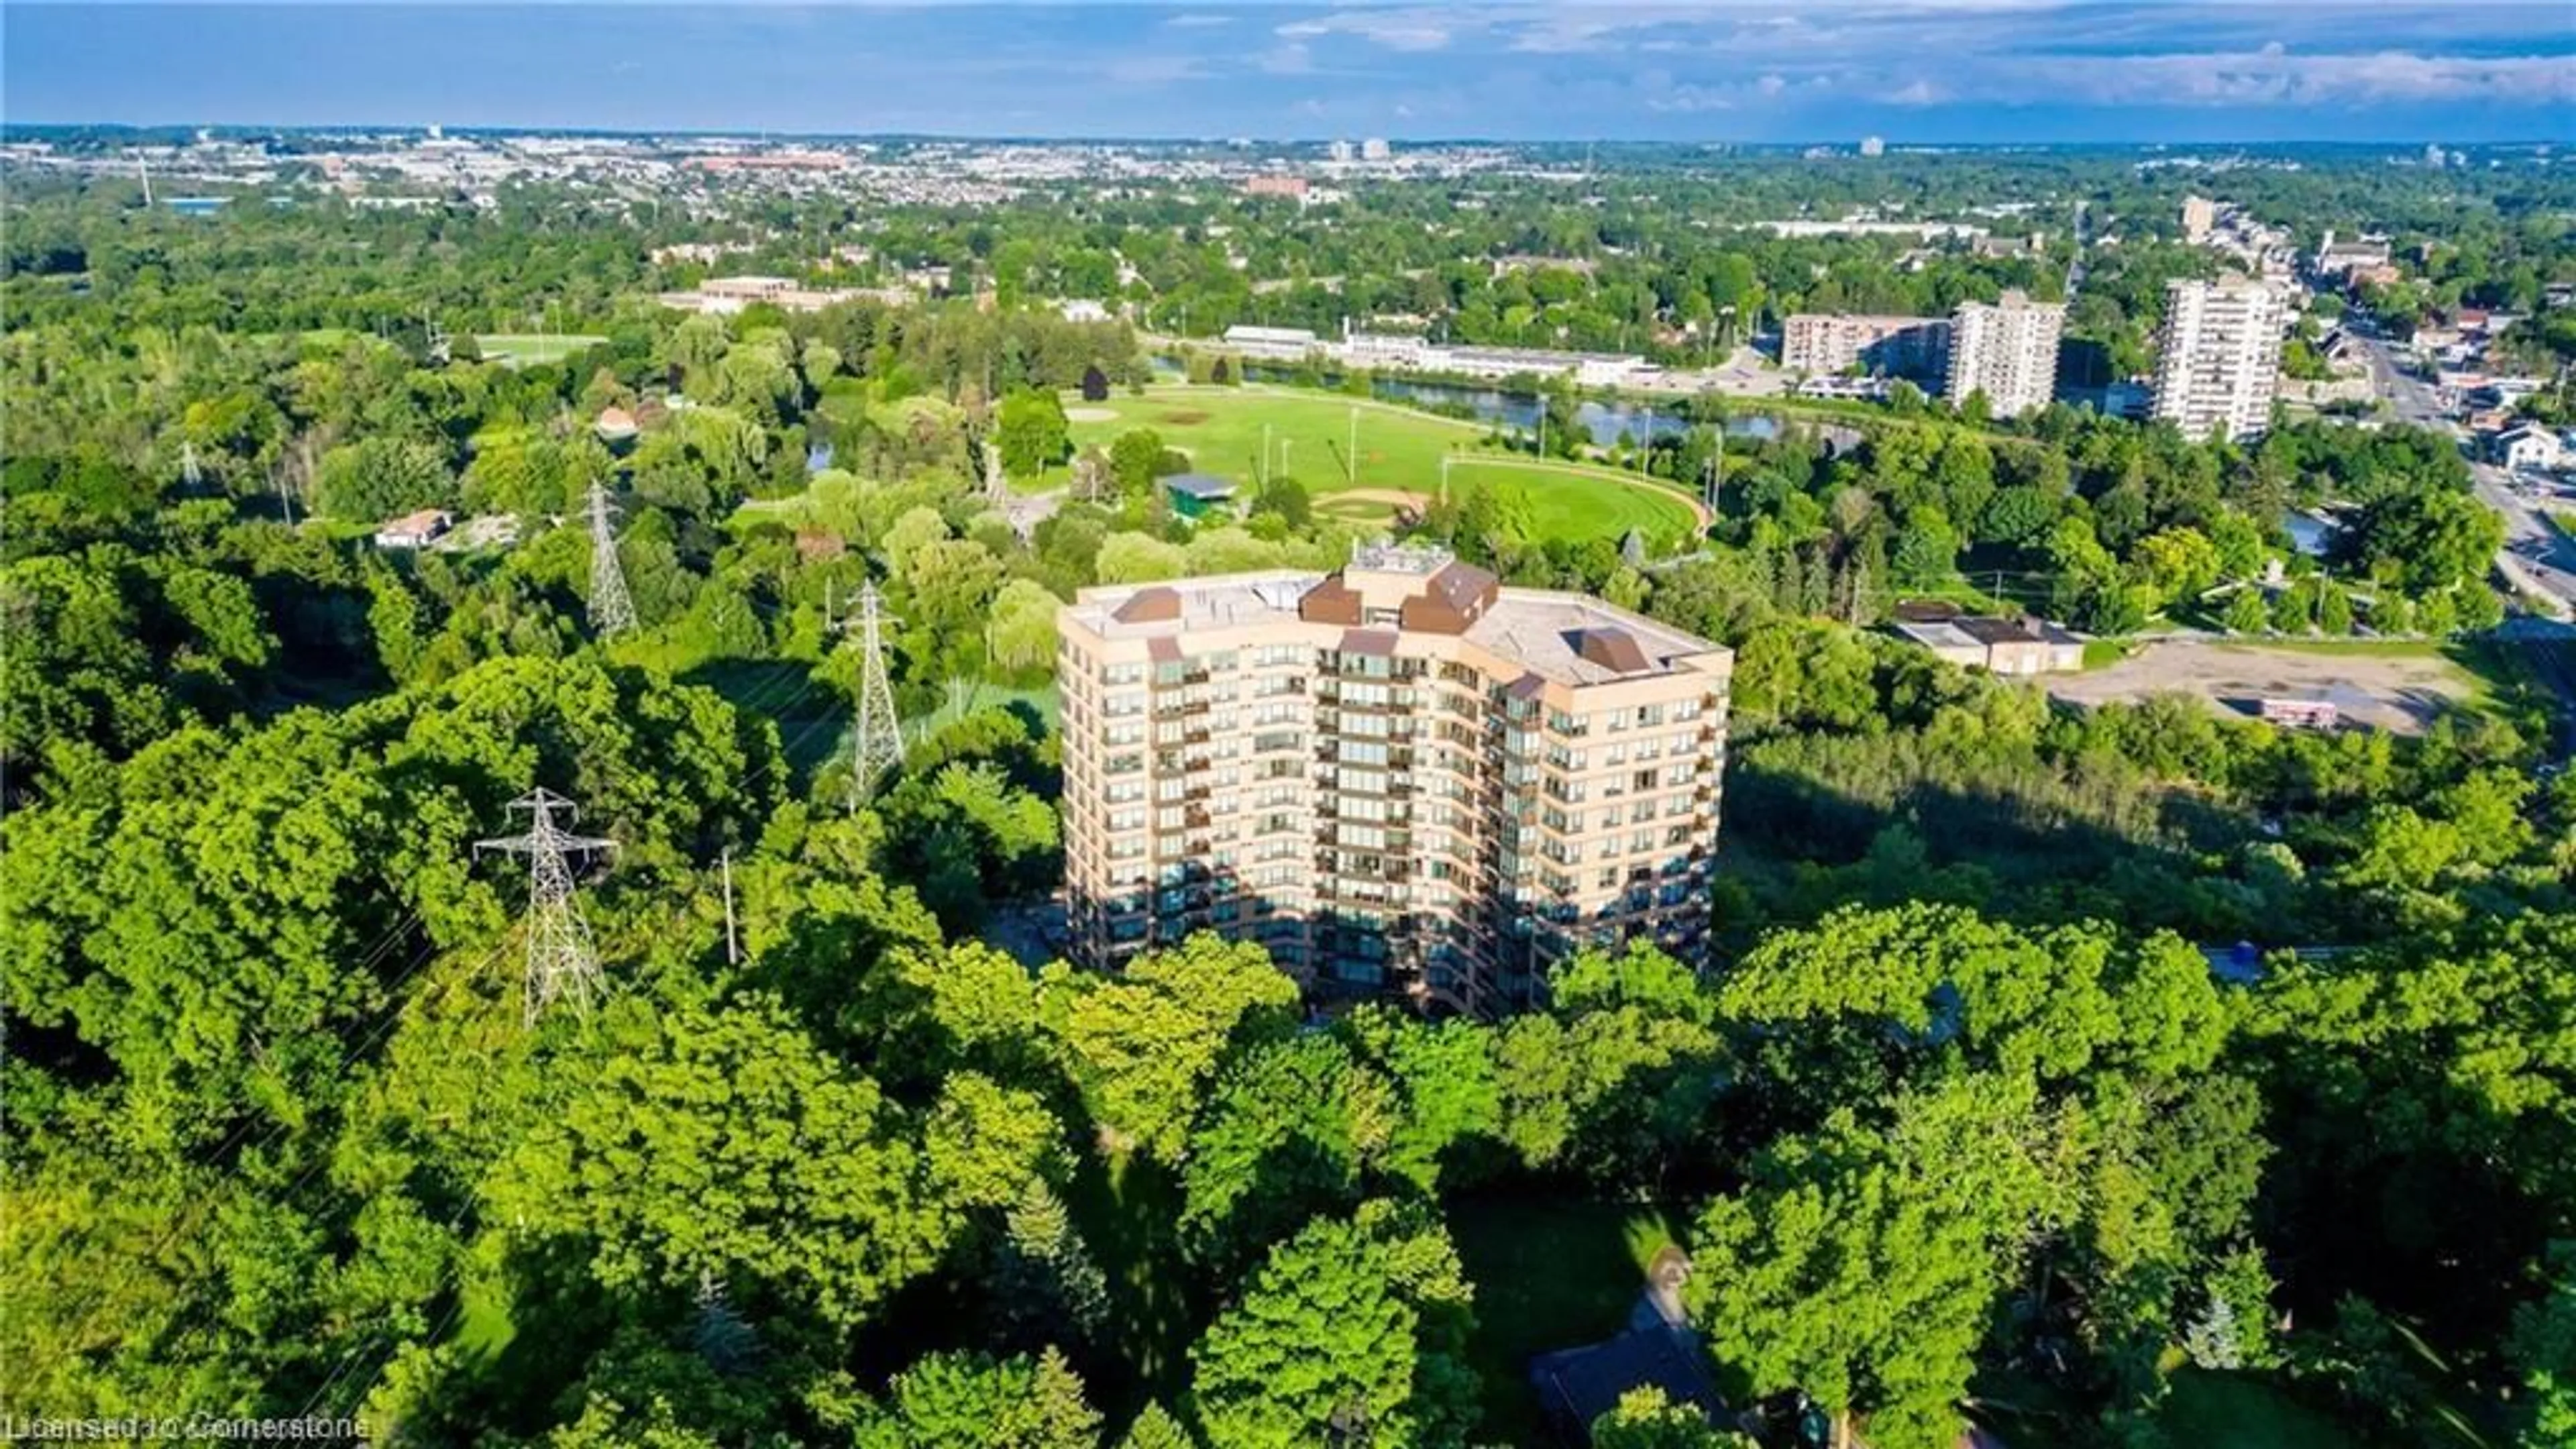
[1056,545,1733,1015]
[1945,290,2065,419]
[2150,278,2286,442]
[2182,195,2216,244]
[1780,313,1951,380]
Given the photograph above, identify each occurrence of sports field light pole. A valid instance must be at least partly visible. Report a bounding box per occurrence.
[1347,406,1358,486]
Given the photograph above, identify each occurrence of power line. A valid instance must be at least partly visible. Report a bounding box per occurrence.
[474,788,616,1026]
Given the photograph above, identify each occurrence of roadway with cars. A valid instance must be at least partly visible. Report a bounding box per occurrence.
[2355,329,2576,618]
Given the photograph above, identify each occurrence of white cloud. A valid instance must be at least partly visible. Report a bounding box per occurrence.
[1889,78,1947,104]
[1257,42,1316,74]
[1277,9,1456,52]
[1105,54,1214,86]
[2051,45,2576,107]
[1161,13,1235,28]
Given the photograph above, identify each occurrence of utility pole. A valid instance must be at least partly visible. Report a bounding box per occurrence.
[720,847,740,967]
[585,478,638,638]
[832,580,906,809]
[475,788,616,1026]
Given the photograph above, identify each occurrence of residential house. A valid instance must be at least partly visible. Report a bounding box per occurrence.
[373,508,453,549]
[2495,425,2565,472]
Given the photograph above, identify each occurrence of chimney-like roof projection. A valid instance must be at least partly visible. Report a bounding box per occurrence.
[1112,586,1183,625]
[1574,627,1652,674]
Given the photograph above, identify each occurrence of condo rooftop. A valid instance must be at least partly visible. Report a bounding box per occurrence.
[1065,548,1727,690]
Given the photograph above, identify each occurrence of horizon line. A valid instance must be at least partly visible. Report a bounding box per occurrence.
[6,121,2556,149]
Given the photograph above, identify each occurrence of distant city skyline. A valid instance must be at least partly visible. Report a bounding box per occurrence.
[7,3,2573,144]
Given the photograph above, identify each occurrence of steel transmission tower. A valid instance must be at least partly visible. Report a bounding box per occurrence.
[475,788,616,1025]
[584,478,638,638]
[833,581,907,807]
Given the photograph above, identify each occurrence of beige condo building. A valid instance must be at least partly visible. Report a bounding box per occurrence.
[1945,290,2065,419]
[1780,312,1951,380]
[2151,278,2287,442]
[1055,545,1733,1015]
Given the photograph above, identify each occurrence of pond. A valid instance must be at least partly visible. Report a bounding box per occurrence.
[2282,509,2337,557]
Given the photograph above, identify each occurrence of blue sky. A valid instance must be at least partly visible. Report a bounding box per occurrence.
[7,3,2573,142]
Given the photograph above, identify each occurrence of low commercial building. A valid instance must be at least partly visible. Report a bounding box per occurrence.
[1055,545,1732,1015]
[1436,345,1645,388]
[1220,324,1322,360]
[1890,610,2085,676]
[659,276,878,315]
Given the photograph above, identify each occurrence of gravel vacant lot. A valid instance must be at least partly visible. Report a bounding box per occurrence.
[2047,639,2480,735]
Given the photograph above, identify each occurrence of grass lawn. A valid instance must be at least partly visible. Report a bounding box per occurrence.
[1065,1151,1205,1422]
[474,333,609,368]
[2216,637,2461,659]
[669,655,851,788]
[452,1273,518,1367]
[1448,1196,1689,1444]
[2083,638,2138,670]
[2154,1371,2375,1449]
[1061,385,1703,545]
[915,680,1060,739]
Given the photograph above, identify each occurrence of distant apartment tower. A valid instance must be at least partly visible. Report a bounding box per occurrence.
[1329,138,1354,163]
[1859,136,1886,158]
[1055,545,1733,1015]
[2151,278,2287,442]
[2182,195,2216,244]
[1362,137,1393,162]
[1780,313,1951,380]
[1945,290,2065,419]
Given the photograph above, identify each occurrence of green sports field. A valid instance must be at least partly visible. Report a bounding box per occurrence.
[475,333,609,368]
[1061,384,1705,545]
